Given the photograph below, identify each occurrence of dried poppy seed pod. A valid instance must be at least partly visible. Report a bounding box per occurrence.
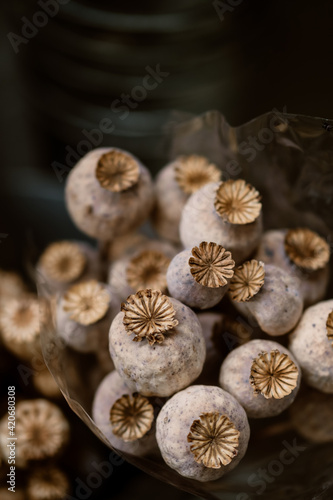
[92,370,158,456]
[289,299,333,393]
[156,385,250,482]
[56,280,118,353]
[289,387,333,443]
[0,295,48,360]
[219,339,301,418]
[229,261,303,336]
[108,240,177,302]
[27,466,70,500]
[166,242,235,310]
[65,147,154,240]
[255,228,330,307]
[152,155,222,243]
[0,399,69,466]
[36,240,101,296]
[179,180,263,264]
[109,289,206,397]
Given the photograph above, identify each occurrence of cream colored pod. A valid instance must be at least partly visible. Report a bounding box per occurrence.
[179,179,263,264]
[219,339,301,418]
[255,228,330,307]
[153,155,222,244]
[56,280,118,353]
[92,370,158,456]
[109,289,206,397]
[108,239,177,302]
[228,260,303,336]
[65,148,154,240]
[166,242,235,309]
[36,240,101,296]
[156,385,250,482]
[289,299,333,393]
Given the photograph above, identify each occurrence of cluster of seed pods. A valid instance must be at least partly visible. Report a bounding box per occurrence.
[34,148,332,482]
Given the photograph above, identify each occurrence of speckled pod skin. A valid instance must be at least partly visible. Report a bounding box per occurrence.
[92,370,158,456]
[255,229,330,307]
[179,183,263,264]
[219,339,301,418]
[289,299,333,393]
[290,387,333,443]
[56,284,118,353]
[109,298,206,397]
[232,264,303,336]
[152,160,189,244]
[65,148,154,240]
[156,385,250,482]
[36,241,101,296]
[166,248,229,310]
[108,240,178,302]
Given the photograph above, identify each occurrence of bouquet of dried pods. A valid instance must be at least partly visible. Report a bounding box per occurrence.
[36,111,333,498]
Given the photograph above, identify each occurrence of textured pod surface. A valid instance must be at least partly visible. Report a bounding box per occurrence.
[65,148,154,240]
[92,370,158,456]
[179,183,263,264]
[56,283,118,353]
[109,297,205,397]
[167,248,230,310]
[289,299,333,393]
[255,229,330,307]
[219,339,301,418]
[231,264,303,336]
[156,385,250,482]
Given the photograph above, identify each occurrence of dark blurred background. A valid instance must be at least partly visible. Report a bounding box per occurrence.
[0,1,333,498]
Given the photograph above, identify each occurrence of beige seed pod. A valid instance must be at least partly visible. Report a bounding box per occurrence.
[126,250,171,293]
[284,228,330,271]
[167,243,234,310]
[219,339,301,418]
[153,155,222,243]
[0,296,48,360]
[65,147,154,240]
[108,239,177,302]
[56,280,118,353]
[26,466,70,500]
[0,399,69,465]
[180,181,263,264]
[109,296,205,397]
[156,385,250,482]
[229,263,303,336]
[255,228,330,307]
[289,299,333,393]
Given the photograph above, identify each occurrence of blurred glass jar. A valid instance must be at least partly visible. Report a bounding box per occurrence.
[4,0,249,170]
